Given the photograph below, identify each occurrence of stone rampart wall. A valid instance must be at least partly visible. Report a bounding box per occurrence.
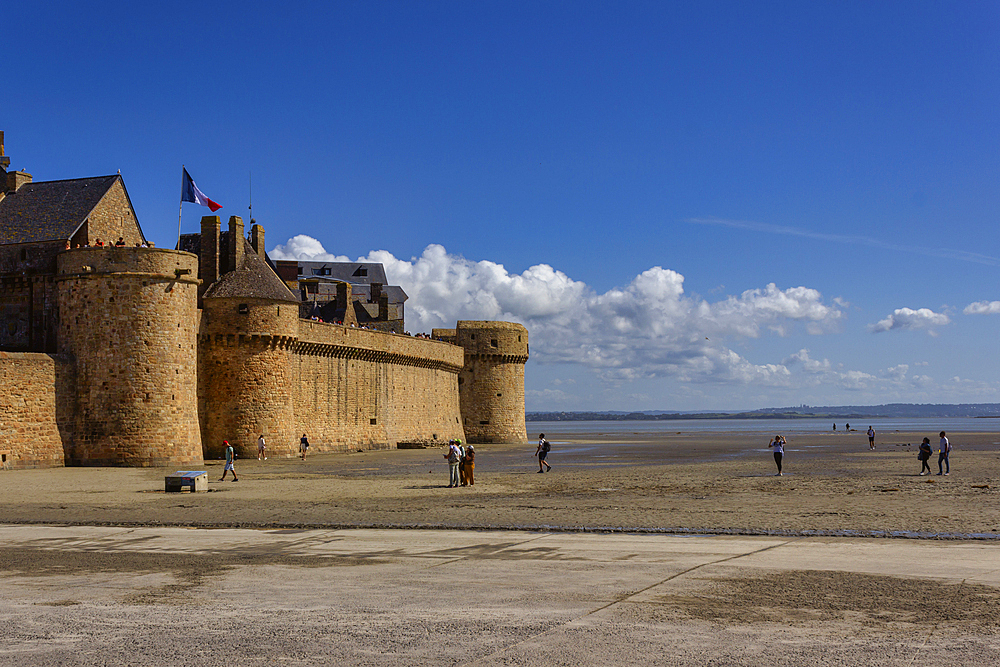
[290,322,465,452]
[0,352,74,468]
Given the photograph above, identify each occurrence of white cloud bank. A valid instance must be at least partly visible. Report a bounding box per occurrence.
[868,307,950,334]
[271,237,843,385]
[964,300,1000,315]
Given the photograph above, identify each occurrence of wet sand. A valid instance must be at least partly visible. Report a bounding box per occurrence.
[2,428,998,537]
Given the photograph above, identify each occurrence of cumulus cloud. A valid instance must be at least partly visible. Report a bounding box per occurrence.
[964,300,1000,315]
[868,308,950,334]
[272,238,846,386]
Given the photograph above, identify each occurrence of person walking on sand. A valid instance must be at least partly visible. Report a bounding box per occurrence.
[937,431,951,476]
[257,434,267,460]
[299,433,309,459]
[444,439,462,487]
[768,435,785,476]
[918,438,933,475]
[535,433,552,473]
[220,441,239,482]
[867,426,876,450]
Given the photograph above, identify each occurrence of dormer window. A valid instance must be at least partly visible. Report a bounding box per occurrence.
[353,267,368,277]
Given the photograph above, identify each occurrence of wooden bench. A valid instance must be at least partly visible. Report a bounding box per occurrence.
[164,470,208,492]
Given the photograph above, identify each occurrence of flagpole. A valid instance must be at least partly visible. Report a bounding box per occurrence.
[177,165,184,249]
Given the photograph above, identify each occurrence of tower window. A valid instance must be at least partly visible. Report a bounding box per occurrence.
[238,304,248,314]
[491,339,498,347]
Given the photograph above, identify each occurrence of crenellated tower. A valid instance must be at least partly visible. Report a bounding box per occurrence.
[433,321,529,444]
[197,215,301,460]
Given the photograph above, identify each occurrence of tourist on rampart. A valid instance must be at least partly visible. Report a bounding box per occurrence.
[115,237,125,246]
[535,434,552,473]
[463,445,475,486]
[220,441,239,482]
[938,431,951,475]
[445,439,462,487]
[257,434,267,460]
[300,434,310,460]
[768,435,785,476]
[918,438,933,475]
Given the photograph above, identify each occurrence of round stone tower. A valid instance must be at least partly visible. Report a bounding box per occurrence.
[449,321,529,444]
[199,254,300,460]
[56,247,203,466]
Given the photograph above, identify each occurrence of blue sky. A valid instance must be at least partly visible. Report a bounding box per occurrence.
[5,1,1000,411]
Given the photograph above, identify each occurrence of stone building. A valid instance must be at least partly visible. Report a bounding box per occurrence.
[274,260,407,333]
[0,133,528,468]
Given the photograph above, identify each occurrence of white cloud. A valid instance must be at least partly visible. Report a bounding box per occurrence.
[964,300,1000,315]
[269,235,351,262]
[868,307,951,334]
[271,238,846,386]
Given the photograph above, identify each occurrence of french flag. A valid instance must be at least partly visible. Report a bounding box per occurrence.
[181,167,222,212]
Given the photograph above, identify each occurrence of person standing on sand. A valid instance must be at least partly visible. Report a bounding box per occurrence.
[220,441,239,482]
[535,433,552,473]
[258,434,267,460]
[833,423,836,431]
[444,439,462,487]
[867,426,876,450]
[938,431,951,475]
[300,433,309,459]
[918,438,933,475]
[768,435,785,475]
[464,445,475,485]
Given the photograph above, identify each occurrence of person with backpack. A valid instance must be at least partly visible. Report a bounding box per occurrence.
[220,440,238,482]
[918,438,933,475]
[535,433,552,473]
[444,439,462,488]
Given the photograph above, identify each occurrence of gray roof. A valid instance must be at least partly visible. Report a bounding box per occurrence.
[298,261,389,284]
[0,175,122,245]
[203,239,299,303]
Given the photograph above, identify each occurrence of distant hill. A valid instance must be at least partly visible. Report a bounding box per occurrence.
[527,403,1000,421]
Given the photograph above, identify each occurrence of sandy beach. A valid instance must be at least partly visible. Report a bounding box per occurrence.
[3,428,1000,665]
[2,427,998,537]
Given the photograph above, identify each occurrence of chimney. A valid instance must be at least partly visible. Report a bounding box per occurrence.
[336,281,350,312]
[228,216,245,270]
[0,131,9,175]
[370,282,382,304]
[379,293,389,321]
[199,215,221,302]
[250,221,265,257]
[7,170,32,193]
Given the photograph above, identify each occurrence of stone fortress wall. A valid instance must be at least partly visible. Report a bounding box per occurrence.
[0,244,527,468]
[0,351,73,468]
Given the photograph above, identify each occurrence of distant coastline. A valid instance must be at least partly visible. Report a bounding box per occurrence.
[527,403,1000,422]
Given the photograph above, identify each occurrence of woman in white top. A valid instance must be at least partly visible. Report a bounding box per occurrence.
[768,435,786,476]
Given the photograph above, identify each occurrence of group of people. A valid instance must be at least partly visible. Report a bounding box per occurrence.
[217,433,313,481]
[67,237,152,249]
[443,439,475,487]
[917,431,952,476]
[768,429,954,477]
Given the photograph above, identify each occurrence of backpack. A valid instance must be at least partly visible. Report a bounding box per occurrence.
[542,439,551,453]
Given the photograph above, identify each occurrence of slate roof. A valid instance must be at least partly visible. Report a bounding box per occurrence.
[298,261,389,284]
[202,238,299,303]
[0,175,121,245]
